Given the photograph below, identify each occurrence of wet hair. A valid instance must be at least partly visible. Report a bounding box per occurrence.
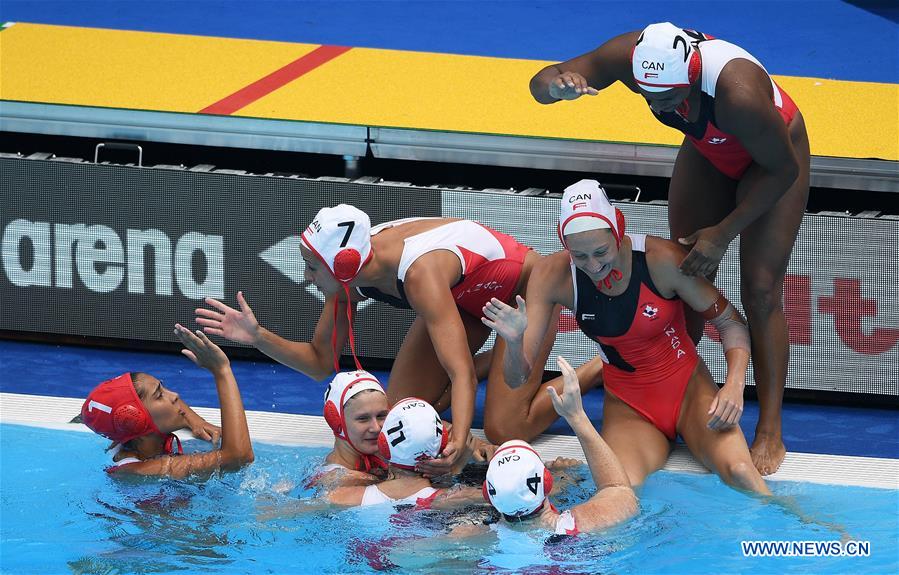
[432,461,488,488]
[130,372,152,399]
[393,502,500,531]
[123,372,154,450]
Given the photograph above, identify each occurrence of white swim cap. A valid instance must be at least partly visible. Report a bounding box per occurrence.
[483,440,554,519]
[378,398,448,470]
[301,204,373,282]
[558,179,624,248]
[323,370,385,440]
[632,22,701,92]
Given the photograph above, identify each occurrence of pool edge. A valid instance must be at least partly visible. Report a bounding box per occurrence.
[2,392,896,490]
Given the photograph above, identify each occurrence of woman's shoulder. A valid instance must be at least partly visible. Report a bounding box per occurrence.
[534,250,574,277]
[105,453,172,476]
[109,449,228,479]
[641,236,689,295]
[643,235,688,265]
[527,250,576,304]
[105,456,143,474]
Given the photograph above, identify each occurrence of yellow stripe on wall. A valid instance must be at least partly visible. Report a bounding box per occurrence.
[0,23,322,113]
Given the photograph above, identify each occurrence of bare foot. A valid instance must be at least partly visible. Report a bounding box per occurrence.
[751,432,786,476]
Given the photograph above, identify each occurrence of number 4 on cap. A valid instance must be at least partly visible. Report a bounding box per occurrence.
[526,473,542,495]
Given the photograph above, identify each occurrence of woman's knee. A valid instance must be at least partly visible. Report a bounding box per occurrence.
[720,459,758,486]
[484,416,534,444]
[741,278,784,317]
[483,418,515,444]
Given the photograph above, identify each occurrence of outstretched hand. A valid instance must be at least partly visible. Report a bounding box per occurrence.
[482,295,528,343]
[195,291,260,345]
[547,356,586,422]
[678,225,731,278]
[174,323,230,373]
[548,71,599,100]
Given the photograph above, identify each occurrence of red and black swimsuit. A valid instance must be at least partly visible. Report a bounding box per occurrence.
[573,234,698,439]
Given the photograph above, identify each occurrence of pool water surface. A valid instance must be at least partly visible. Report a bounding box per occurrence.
[1,424,896,574]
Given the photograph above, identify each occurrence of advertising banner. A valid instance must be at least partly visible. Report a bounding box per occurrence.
[2,158,896,396]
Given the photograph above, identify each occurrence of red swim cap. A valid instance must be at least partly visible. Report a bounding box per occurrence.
[81,373,166,445]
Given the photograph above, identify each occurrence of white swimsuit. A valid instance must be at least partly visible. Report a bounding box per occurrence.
[554,510,579,535]
[360,484,439,507]
[358,218,530,316]
[107,444,141,469]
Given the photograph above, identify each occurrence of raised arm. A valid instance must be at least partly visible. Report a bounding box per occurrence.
[550,356,637,532]
[483,252,571,388]
[530,31,640,104]
[116,325,254,478]
[196,290,353,381]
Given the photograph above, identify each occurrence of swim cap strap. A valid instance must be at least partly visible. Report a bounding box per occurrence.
[356,453,388,473]
[501,500,546,523]
[164,433,184,455]
[331,284,364,373]
[600,268,624,290]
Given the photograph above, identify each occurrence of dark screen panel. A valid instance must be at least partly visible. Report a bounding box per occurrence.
[2,158,896,397]
[0,158,434,358]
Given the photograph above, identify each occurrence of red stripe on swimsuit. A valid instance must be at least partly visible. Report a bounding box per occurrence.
[450,226,530,317]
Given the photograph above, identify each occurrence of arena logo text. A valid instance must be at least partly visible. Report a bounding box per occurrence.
[1,218,224,299]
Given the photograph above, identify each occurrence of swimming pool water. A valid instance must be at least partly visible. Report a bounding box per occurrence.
[1,424,897,574]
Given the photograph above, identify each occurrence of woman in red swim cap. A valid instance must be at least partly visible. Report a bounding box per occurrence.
[81,324,254,478]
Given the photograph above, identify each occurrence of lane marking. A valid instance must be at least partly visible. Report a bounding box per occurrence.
[200,44,351,115]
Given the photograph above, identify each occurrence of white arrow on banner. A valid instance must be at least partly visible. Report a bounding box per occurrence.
[259,236,372,309]
[259,235,305,284]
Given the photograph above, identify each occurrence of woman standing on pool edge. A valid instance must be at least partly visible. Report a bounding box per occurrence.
[197,205,604,474]
[530,22,809,475]
[81,325,254,478]
[484,180,769,494]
